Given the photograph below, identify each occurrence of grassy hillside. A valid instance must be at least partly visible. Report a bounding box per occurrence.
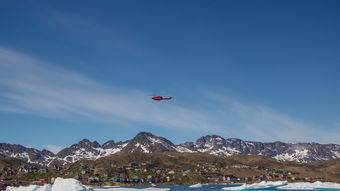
[2,153,340,187]
[0,155,30,168]
[81,153,340,183]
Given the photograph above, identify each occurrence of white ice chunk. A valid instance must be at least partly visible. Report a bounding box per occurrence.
[280,181,340,190]
[189,183,203,188]
[222,181,288,190]
[52,178,93,191]
[6,178,170,191]
[6,184,52,191]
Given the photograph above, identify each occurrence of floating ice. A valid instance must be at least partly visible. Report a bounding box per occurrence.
[6,178,169,191]
[189,183,203,188]
[6,184,52,191]
[222,181,288,190]
[88,186,120,191]
[52,178,93,191]
[222,181,340,190]
[280,181,340,190]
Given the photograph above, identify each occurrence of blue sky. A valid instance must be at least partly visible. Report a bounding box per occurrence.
[0,0,340,153]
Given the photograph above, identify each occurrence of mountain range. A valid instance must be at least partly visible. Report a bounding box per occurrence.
[1,132,339,167]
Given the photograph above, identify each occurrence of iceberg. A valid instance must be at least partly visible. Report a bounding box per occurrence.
[6,184,52,191]
[6,178,170,191]
[52,178,93,191]
[280,181,340,190]
[6,178,93,191]
[222,181,340,190]
[222,181,288,190]
[189,183,203,188]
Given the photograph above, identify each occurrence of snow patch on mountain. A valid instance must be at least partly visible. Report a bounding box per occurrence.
[1,132,340,167]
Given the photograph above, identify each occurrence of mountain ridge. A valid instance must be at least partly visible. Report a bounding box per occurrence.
[1,132,339,167]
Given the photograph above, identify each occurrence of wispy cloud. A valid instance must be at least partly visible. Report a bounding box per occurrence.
[0,47,339,144]
[205,92,340,144]
[44,144,63,154]
[0,48,221,133]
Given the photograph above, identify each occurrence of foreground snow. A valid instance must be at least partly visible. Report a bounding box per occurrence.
[222,181,340,190]
[6,178,170,191]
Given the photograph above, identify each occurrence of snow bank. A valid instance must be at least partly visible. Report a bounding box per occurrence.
[6,178,170,191]
[280,181,340,190]
[222,181,288,190]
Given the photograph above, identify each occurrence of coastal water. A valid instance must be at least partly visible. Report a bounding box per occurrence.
[97,184,236,191]
[7,182,340,191]
[118,184,338,191]
[126,184,235,191]
[7,179,340,191]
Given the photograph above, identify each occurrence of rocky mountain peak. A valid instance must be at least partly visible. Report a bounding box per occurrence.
[179,142,195,150]
[1,132,339,167]
[41,149,55,156]
[72,139,101,149]
[195,135,226,149]
[120,132,177,153]
[197,135,225,143]
[102,140,115,149]
[133,131,155,139]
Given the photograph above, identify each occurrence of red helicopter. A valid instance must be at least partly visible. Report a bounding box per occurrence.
[151,95,173,101]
